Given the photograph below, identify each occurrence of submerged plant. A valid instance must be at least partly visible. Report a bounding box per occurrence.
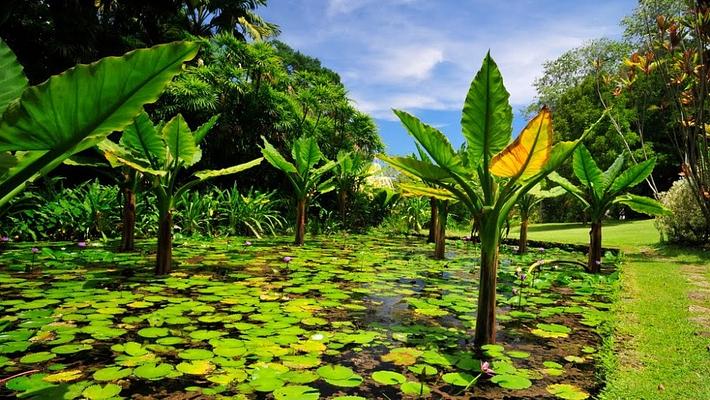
[380,53,606,345]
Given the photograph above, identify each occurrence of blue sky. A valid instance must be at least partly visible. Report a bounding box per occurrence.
[261,0,637,155]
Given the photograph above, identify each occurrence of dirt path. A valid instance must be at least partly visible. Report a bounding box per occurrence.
[681,263,710,337]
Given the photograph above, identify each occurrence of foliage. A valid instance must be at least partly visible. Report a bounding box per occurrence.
[655,178,710,244]
[0,39,199,209]
[261,136,336,245]
[549,145,668,271]
[99,111,262,273]
[214,185,285,237]
[381,53,598,345]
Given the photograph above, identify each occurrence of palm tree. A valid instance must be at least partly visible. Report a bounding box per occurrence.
[183,0,281,41]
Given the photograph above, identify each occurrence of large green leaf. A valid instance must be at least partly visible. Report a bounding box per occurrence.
[460,52,512,167]
[548,172,588,206]
[609,157,656,194]
[572,145,604,195]
[0,41,198,151]
[163,114,197,166]
[98,140,165,177]
[614,193,670,216]
[261,137,297,174]
[120,111,165,168]
[0,38,27,116]
[394,109,463,173]
[602,154,625,190]
[0,41,199,207]
[293,136,322,175]
[379,155,452,182]
[194,115,219,144]
[399,183,458,201]
[193,157,263,180]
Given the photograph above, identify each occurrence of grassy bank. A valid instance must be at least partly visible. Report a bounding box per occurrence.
[504,219,709,399]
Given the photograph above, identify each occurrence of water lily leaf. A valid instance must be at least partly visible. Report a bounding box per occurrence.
[82,383,122,400]
[381,348,422,366]
[441,372,476,387]
[134,363,175,380]
[51,343,92,354]
[93,366,133,381]
[272,385,320,400]
[546,383,590,400]
[42,369,83,383]
[178,348,214,360]
[137,327,169,338]
[400,381,431,395]
[490,374,532,390]
[316,365,353,380]
[249,376,285,392]
[371,370,406,385]
[176,360,215,375]
[407,364,438,376]
[19,351,56,364]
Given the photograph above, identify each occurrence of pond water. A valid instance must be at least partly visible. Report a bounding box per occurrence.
[0,235,616,399]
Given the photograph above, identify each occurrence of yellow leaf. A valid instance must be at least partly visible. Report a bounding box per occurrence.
[490,107,553,178]
[43,369,83,383]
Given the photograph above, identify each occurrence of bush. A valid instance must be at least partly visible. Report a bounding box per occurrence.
[655,179,710,244]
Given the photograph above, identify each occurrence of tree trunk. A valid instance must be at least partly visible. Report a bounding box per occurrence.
[295,198,306,246]
[155,210,173,275]
[427,197,438,243]
[338,189,347,226]
[434,201,448,259]
[120,187,136,252]
[587,220,602,273]
[518,215,528,254]
[474,218,500,346]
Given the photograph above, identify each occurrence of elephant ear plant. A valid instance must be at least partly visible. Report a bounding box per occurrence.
[380,53,607,346]
[549,145,669,273]
[99,112,262,274]
[515,183,565,254]
[0,38,199,209]
[261,136,337,245]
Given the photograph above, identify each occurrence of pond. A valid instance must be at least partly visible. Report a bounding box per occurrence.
[0,235,616,399]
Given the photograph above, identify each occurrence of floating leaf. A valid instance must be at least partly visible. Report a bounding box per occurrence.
[371,370,406,385]
[272,385,320,400]
[546,383,590,400]
[442,372,476,387]
[93,366,133,381]
[42,369,83,382]
[82,383,122,400]
[400,381,431,395]
[490,374,532,390]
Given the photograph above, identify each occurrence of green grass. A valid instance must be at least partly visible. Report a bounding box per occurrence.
[599,252,710,400]
[507,219,660,250]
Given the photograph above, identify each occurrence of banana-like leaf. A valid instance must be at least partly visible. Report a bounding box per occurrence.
[0,41,199,207]
[312,159,337,177]
[193,157,263,180]
[0,152,17,170]
[609,157,656,194]
[0,38,27,116]
[163,114,197,166]
[394,109,463,174]
[461,52,512,167]
[99,140,165,176]
[379,155,452,182]
[602,153,625,190]
[399,183,458,201]
[120,111,166,168]
[614,193,670,216]
[548,171,588,206]
[316,178,336,194]
[293,136,322,175]
[194,114,219,144]
[490,107,552,178]
[261,137,297,174]
[63,155,110,168]
[572,145,604,196]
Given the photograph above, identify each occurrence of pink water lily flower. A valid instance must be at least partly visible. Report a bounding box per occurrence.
[77,241,87,248]
[283,256,293,263]
[31,247,39,254]
[244,241,252,246]
[481,361,494,375]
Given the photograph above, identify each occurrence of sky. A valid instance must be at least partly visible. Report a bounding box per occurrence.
[261,0,637,155]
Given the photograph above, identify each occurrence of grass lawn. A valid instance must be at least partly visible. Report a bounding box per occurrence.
[507,219,660,250]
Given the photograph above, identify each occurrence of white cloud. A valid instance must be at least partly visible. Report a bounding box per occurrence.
[372,46,444,82]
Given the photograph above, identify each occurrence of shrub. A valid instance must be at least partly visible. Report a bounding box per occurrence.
[656,178,710,244]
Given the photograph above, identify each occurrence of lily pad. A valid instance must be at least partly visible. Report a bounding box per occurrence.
[371,370,406,385]
[441,372,476,387]
[134,363,175,380]
[82,383,122,400]
[490,374,532,390]
[546,383,590,399]
[19,351,56,364]
[93,366,133,381]
[400,381,431,395]
[272,385,320,400]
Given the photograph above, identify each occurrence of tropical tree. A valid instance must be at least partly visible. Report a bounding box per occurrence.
[380,53,606,346]
[260,136,336,245]
[0,39,199,209]
[515,184,565,253]
[333,151,370,225]
[99,112,262,274]
[549,145,668,273]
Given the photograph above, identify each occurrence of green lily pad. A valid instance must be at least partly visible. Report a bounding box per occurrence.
[176,360,215,375]
[546,383,590,399]
[442,372,476,387]
[19,351,56,364]
[93,366,133,381]
[42,369,83,382]
[371,370,406,385]
[137,327,169,338]
[400,381,430,395]
[491,374,532,390]
[134,363,175,380]
[178,348,214,360]
[316,365,354,380]
[51,343,92,354]
[273,385,320,400]
[82,383,122,400]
